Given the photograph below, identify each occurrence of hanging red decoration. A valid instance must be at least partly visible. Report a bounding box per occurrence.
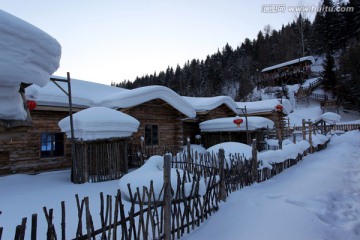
[275,104,283,112]
[27,100,37,111]
[233,117,243,127]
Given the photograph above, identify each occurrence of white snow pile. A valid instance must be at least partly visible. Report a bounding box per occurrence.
[200,116,274,132]
[0,10,61,120]
[316,112,341,124]
[58,107,139,141]
[118,155,207,202]
[259,140,310,168]
[206,142,255,165]
[237,99,293,115]
[182,96,238,114]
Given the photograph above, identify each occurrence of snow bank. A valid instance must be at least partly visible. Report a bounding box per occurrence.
[58,107,139,141]
[259,140,310,166]
[200,117,274,132]
[309,134,329,147]
[119,155,206,202]
[0,10,61,120]
[236,99,292,115]
[182,96,238,114]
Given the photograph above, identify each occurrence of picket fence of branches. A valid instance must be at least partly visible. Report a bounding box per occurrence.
[2,138,330,240]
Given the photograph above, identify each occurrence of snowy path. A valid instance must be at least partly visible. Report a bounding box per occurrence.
[182,131,360,240]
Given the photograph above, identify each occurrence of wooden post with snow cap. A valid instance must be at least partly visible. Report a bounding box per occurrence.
[218,148,227,202]
[302,119,306,141]
[251,139,258,182]
[163,153,172,240]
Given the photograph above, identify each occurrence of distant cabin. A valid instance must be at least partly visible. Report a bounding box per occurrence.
[260,56,315,86]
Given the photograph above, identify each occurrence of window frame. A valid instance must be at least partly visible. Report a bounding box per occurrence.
[40,132,65,158]
[144,124,159,146]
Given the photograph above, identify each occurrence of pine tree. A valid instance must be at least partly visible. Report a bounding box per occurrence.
[322,51,337,91]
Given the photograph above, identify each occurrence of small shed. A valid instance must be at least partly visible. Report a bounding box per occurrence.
[59,107,140,183]
[199,116,274,150]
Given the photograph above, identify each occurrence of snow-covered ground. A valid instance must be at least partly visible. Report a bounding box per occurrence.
[182,130,360,240]
[1,101,359,239]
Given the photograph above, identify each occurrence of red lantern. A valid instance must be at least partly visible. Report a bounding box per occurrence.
[275,104,283,112]
[27,100,37,111]
[233,117,243,127]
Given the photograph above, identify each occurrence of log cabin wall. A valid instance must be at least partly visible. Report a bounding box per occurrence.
[0,109,72,175]
[122,99,185,153]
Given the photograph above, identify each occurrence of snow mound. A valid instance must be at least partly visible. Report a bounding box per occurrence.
[200,117,274,132]
[0,10,61,120]
[206,142,254,162]
[119,155,206,202]
[58,107,139,141]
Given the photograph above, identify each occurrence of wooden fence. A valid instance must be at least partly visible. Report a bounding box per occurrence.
[2,139,331,240]
[293,123,360,133]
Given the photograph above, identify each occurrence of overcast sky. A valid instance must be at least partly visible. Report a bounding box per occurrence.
[2,0,319,85]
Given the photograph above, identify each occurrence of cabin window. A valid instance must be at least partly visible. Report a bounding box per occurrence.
[40,133,64,158]
[145,124,159,145]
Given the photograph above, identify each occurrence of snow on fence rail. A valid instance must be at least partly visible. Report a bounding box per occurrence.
[1,139,330,240]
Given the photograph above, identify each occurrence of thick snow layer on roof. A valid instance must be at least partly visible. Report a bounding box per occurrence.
[99,85,196,118]
[261,56,315,73]
[316,112,341,124]
[200,116,274,132]
[26,78,129,108]
[236,99,292,115]
[0,10,61,120]
[182,96,238,114]
[58,107,139,141]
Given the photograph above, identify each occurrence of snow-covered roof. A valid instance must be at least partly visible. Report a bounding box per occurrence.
[236,99,292,115]
[99,85,196,118]
[26,78,129,108]
[0,10,61,120]
[182,96,238,114]
[200,116,274,132]
[316,112,341,124]
[26,80,196,118]
[58,107,139,141]
[261,56,315,73]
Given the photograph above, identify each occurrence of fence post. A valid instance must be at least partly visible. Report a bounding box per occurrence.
[163,153,172,240]
[308,120,313,154]
[251,139,258,183]
[302,119,306,141]
[218,148,227,202]
[186,137,191,171]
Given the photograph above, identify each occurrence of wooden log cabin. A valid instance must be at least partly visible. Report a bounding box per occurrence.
[260,56,315,87]
[0,80,196,176]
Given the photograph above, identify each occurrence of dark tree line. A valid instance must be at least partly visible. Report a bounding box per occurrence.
[113,0,359,105]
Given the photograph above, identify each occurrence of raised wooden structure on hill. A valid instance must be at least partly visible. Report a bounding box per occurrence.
[261,56,315,87]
